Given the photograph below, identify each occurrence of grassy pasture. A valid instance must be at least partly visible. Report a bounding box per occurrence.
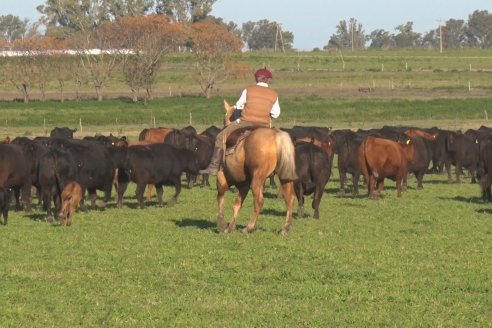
[2,49,492,100]
[0,96,491,138]
[0,98,490,326]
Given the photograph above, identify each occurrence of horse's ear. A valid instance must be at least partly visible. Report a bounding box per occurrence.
[223,99,234,116]
[223,99,232,111]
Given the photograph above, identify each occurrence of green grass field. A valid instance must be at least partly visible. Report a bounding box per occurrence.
[0,165,490,326]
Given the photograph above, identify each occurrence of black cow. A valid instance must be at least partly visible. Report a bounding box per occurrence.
[83,134,127,147]
[294,142,332,219]
[50,127,77,139]
[11,137,48,206]
[201,125,221,140]
[38,147,78,220]
[116,144,200,209]
[443,131,479,183]
[180,125,197,138]
[332,130,364,195]
[478,139,492,201]
[0,187,11,225]
[185,134,214,188]
[0,144,31,211]
[48,138,116,209]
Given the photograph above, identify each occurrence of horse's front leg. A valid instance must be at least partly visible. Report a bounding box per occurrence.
[227,184,249,234]
[280,180,295,236]
[243,178,265,234]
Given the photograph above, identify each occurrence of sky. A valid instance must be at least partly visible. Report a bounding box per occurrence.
[1,0,491,50]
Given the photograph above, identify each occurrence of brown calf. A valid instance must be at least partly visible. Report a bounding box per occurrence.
[59,182,83,226]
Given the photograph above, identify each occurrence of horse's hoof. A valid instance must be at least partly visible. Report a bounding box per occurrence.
[280,227,290,236]
[241,227,255,234]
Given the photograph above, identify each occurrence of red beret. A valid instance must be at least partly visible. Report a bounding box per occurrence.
[254,68,273,79]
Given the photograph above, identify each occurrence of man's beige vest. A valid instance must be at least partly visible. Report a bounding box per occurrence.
[240,85,278,125]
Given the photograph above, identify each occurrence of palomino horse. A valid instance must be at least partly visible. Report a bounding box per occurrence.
[216,100,297,235]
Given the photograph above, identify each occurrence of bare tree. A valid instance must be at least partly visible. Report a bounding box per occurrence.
[190,21,243,98]
[114,15,185,101]
[70,23,122,101]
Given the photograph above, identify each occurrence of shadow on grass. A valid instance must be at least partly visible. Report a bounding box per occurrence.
[172,218,216,230]
[437,195,484,204]
[25,213,47,221]
[475,208,492,215]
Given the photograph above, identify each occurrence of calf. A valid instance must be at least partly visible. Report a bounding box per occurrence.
[0,188,11,225]
[59,181,83,226]
[294,142,332,219]
[358,136,415,199]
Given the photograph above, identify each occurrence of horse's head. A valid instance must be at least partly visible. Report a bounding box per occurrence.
[223,99,235,127]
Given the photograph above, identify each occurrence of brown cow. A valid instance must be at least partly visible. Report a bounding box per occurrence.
[59,181,83,226]
[358,136,415,199]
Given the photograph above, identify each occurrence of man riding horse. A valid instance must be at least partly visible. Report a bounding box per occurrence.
[199,68,280,175]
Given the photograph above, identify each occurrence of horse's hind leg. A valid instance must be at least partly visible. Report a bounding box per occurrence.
[216,172,229,232]
[280,180,295,236]
[243,178,265,234]
[226,184,249,234]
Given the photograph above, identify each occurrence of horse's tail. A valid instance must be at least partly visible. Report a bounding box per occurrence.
[275,130,298,181]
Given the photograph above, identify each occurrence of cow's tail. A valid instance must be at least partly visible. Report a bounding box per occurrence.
[359,137,370,184]
[138,128,149,141]
[53,151,64,198]
[275,130,297,181]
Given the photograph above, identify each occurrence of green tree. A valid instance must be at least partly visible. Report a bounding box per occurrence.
[242,20,294,51]
[328,18,365,50]
[442,19,467,48]
[155,0,216,23]
[393,21,421,48]
[466,10,492,48]
[37,0,110,38]
[103,0,155,19]
[0,15,29,42]
[367,29,394,49]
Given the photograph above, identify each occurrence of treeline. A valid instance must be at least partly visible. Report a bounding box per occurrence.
[328,10,492,51]
[1,1,492,52]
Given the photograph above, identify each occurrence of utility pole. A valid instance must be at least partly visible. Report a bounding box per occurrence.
[437,19,444,53]
[275,24,285,53]
[351,18,355,52]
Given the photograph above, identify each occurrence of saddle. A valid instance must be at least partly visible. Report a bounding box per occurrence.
[225,126,263,155]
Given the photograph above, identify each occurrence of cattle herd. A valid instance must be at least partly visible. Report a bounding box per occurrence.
[0,123,491,227]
